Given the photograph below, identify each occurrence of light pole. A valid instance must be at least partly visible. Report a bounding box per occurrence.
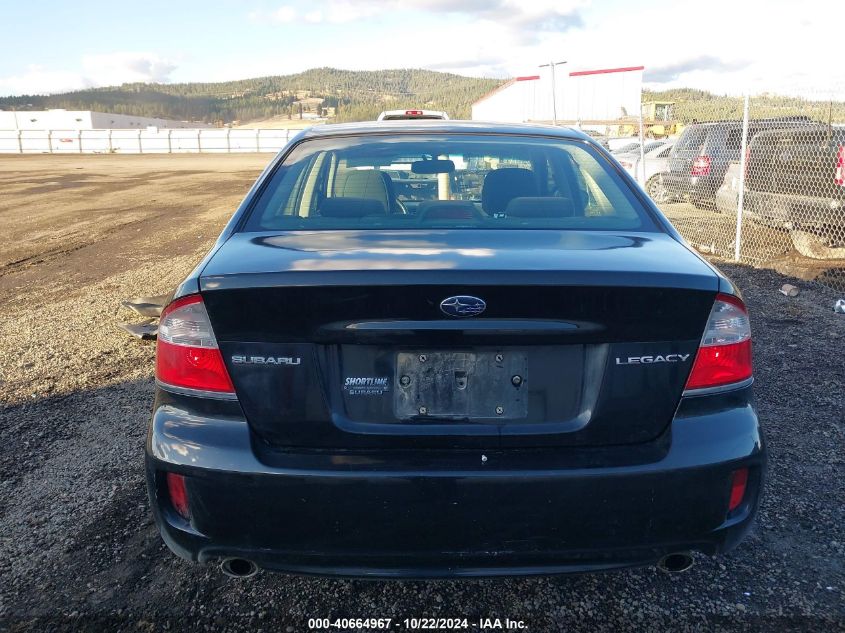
[539,60,567,125]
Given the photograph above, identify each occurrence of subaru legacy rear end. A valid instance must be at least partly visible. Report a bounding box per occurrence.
[146,122,765,578]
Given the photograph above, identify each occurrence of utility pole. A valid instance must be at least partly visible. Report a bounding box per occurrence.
[539,60,567,125]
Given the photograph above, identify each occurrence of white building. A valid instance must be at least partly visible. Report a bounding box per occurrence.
[0,109,210,130]
[472,66,644,126]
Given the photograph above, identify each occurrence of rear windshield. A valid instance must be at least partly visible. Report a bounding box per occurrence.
[674,127,709,152]
[242,134,654,232]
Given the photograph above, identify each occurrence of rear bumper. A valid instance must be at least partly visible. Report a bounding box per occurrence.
[146,389,765,578]
[745,190,845,227]
[662,173,720,202]
[716,184,739,215]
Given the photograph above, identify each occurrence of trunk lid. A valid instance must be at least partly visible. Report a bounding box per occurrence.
[201,230,718,449]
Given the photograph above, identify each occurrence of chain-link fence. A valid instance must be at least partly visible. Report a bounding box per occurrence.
[630,89,845,295]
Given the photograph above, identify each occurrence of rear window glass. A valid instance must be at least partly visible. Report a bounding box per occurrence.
[726,129,743,151]
[242,134,654,232]
[675,127,708,152]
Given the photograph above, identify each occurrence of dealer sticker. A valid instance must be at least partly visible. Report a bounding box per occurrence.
[343,376,390,396]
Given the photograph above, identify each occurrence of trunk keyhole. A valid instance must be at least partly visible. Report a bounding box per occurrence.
[455,370,468,390]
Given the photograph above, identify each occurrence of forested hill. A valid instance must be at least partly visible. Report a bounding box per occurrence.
[643,88,845,123]
[0,68,503,124]
[4,73,840,126]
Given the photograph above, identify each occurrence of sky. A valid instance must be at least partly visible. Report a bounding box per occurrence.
[0,0,842,97]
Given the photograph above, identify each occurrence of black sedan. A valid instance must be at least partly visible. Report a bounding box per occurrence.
[146,121,765,578]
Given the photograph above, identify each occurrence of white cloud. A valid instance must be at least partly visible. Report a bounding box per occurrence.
[2,2,840,98]
[415,0,586,39]
[492,0,843,97]
[81,52,176,85]
[0,66,91,96]
[270,6,298,23]
[644,56,750,84]
[321,2,381,23]
[254,2,381,24]
[257,0,585,38]
[0,52,177,96]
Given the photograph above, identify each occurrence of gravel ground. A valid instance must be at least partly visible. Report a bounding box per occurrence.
[0,155,843,633]
[659,202,845,295]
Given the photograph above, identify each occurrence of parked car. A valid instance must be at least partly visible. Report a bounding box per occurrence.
[663,117,815,208]
[377,109,449,121]
[146,120,765,579]
[607,136,641,151]
[577,128,611,150]
[611,140,668,156]
[744,124,845,258]
[715,161,741,215]
[611,141,640,154]
[615,141,675,201]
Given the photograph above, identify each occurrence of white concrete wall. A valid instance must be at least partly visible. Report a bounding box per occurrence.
[89,111,206,129]
[0,110,94,130]
[0,128,296,153]
[472,80,544,123]
[0,111,19,128]
[472,68,643,124]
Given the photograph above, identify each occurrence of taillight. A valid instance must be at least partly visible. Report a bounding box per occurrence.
[691,155,711,177]
[835,145,845,186]
[405,110,423,116]
[166,472,190,519]
[685,294,752,392]
[728,468,749,512]
[155,294,235,395]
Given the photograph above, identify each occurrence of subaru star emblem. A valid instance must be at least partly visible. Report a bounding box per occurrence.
[440,295,486,318]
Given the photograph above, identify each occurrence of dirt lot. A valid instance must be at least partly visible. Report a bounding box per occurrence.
[0,155,843,632]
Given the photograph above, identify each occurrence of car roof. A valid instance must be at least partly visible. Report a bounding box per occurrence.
[684,117,816,131]
[299,120,593,141]
[379,109,447,115]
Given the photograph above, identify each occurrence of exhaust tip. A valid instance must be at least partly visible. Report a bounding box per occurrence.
[657,552,694,573]
[220,557,259,579]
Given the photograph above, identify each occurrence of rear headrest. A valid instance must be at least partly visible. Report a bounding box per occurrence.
[334,169,390,211]
[318,197,387,217]
[505,197,574,218]
[377,171,401,213]
[481,168,539,214]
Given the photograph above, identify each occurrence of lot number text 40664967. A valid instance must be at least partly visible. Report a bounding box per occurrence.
[403,619,526,630]
[307,617,528,630]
